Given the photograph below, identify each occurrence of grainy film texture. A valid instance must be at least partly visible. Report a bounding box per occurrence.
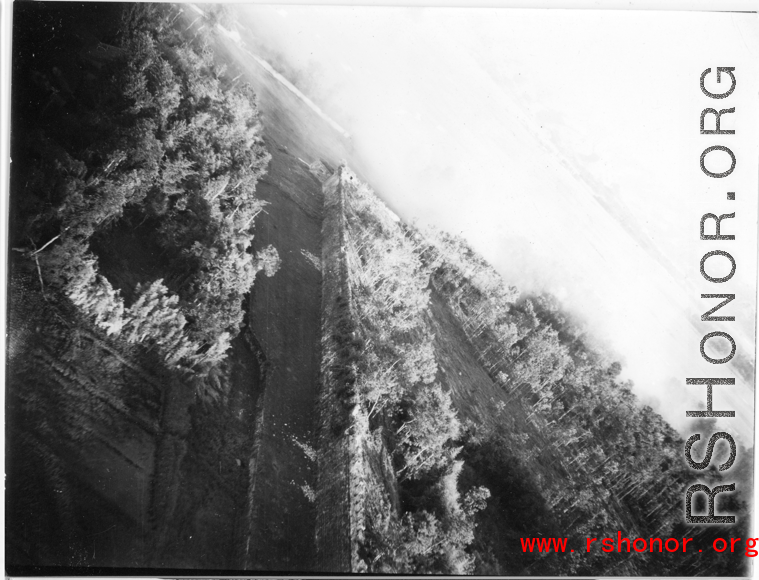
[6,3,759,576]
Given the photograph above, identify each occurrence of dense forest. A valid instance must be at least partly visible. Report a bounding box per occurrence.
[7,3,752,576]
[11,3,277,391]
[326,169,489,573]
[330,168,751,576]
[416,227,752,575]
[7,3,282,570]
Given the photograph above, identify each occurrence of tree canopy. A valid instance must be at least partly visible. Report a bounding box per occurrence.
[14,4,274,379]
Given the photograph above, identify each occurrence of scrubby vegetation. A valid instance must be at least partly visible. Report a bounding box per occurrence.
[11,3,276,386]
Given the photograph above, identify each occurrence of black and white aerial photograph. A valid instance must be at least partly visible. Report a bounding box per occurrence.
[4,1,759,576]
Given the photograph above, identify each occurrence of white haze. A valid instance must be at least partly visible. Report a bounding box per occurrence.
[228,6,759,446]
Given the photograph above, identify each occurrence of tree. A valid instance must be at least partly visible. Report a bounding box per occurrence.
[66,261,125,336]
[397,337,437,386]
[396,384,461,479]
[123,280,198,364]
[373,474,490,574]
[509,325,571,395]
[15,4,274,377]
[255,245,281,277]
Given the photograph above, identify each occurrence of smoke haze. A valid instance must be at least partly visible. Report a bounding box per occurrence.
[222,5,759,445]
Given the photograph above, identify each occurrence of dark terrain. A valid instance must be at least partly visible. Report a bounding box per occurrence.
[6,3,751,577]
[6,3,342,572]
